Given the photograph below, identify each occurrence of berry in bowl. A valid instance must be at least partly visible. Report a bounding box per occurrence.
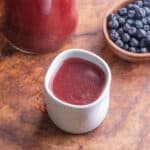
[103,0,150,62]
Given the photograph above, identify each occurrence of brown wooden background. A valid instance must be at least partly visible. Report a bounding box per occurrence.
[0,0,150,150]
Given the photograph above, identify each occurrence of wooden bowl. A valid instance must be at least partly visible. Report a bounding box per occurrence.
[103,0,150,62]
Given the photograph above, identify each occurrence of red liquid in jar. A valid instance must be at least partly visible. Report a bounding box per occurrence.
[51,58,106,105]
[3,0,77,53]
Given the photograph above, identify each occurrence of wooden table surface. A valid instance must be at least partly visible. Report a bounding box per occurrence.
[0,0,150,150]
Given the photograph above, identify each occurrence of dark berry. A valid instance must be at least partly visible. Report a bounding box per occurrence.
[127,4,139,10]
[140,47,148,53]
[134,1,143,7]
[144,25,150,31]
[118,7,127,16]
[109,29,119,41]
[146,34,150,40]
[129,47,137,53]
[143,0,150,7]
[140,38,146,47]
[143,7,150,16]
[118,36,121,40]
[142,18,148,25]
[124,44,129,50]
[118,17,126,25]
[136,49,141,53]
[127,4,133,9]
[109,29,116,34]
[123,23,130,31]
[128,10,136,18]
[137,29,147,38]
[115,39,124,48]
[130,38,139,47]
[122,33,130,42]
[126,19,134,25]
[135,20,143,29]
[147,31,150,35]
[108,20,119,29]
[115,14,121,20]
[146,17,150,25]
[128,27,137,35]
[145,35,150,46]
[135,8,146,19]
[118,28,124,34]
[108,13,118,21]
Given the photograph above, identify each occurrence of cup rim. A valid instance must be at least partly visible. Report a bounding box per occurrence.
[44,49,111,109]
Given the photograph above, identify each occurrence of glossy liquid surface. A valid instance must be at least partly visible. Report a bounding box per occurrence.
[3,0,77,53]
[51,58,106,105]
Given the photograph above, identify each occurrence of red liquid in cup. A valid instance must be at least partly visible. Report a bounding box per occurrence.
[2,0,77,53]
[51,58,106,105]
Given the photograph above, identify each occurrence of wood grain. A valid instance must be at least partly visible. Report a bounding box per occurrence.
[0,0,150,150]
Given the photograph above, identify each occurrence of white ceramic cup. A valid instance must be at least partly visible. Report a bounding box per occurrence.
[44,49,111,134]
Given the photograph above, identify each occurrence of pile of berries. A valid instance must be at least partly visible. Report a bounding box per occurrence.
[107,0,150,53]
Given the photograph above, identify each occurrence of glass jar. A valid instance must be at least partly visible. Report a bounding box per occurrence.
[2,0,77,53]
